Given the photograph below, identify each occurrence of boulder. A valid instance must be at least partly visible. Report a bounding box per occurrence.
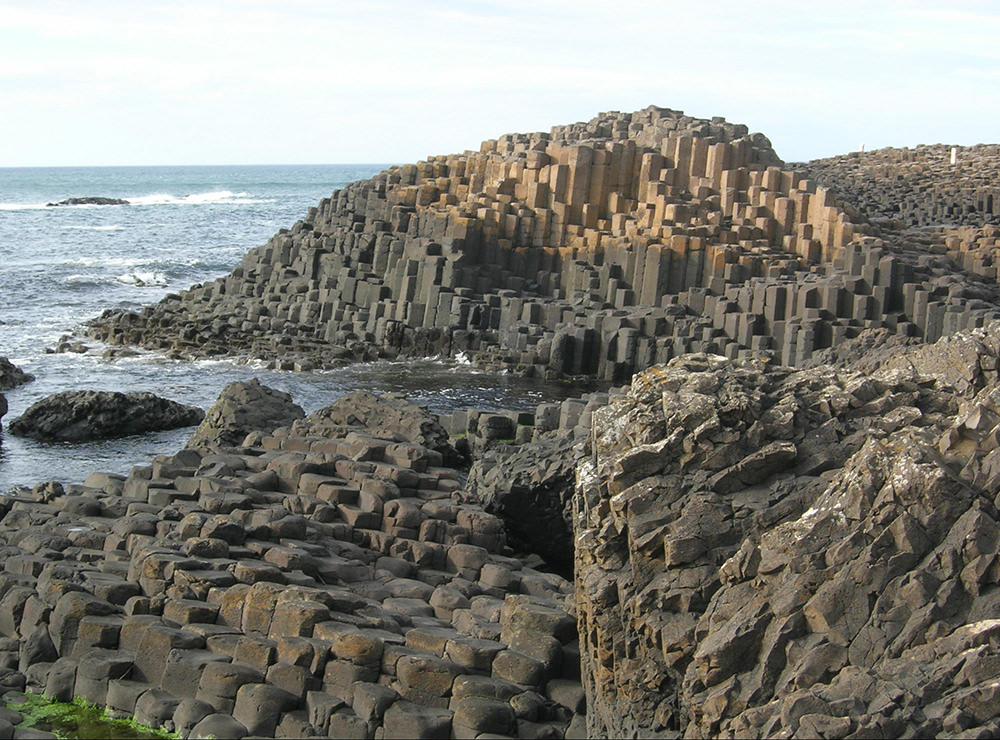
[0,357,34,390]
[291,391,460,464]
[8,390,203,441]
[187,378,304,449]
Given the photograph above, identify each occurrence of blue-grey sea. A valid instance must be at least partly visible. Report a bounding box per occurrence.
[0,165,585,489]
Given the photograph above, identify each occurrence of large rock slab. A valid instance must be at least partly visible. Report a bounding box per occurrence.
[187,378,304,449]
[9,390,203,441]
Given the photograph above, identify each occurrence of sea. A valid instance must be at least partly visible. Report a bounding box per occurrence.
[0,165,590,490]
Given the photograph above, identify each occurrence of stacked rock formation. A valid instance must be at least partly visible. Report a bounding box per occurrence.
[0,392,585,739]
[574,325,1000,738]
[88,106,1000,382]
[795,144,1000,229]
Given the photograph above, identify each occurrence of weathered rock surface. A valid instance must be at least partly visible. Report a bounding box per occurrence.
[187,379,304,449]
[0,383,583,739]
[0,357,34,390]
[46,197,129,207]
[9,391,204,442]
[288,391,460,466]
[574,323,1000,738]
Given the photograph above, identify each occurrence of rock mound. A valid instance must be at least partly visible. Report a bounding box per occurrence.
[9,390,204,441]
[0,357,34,390]
[46,196,128,207]
[289,391,460,464]
[573,326,1000,738]
[187,378,304,449]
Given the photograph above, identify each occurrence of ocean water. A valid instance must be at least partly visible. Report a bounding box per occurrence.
[0,165,589,490]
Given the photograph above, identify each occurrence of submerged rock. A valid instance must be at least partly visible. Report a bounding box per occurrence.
[0,357,34,390]
[187,378,304,449]
[9,390,204,441]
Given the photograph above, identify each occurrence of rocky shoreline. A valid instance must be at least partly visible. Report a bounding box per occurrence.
[4,106,1000,738]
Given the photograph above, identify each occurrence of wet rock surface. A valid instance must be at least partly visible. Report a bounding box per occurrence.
[187,379,304,450]
[574,324,1000,738]
[8,391,205,442]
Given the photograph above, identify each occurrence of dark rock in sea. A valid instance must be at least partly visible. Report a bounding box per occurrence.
[9,390,204,442]
[187,378,304,449]
[0,391,7,438]
[45,196,129,207]
[467,435,581,574]
[289,390,461,465]
[0,356,34,390]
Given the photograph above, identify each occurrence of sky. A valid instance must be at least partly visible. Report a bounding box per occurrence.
[1,0,999,167]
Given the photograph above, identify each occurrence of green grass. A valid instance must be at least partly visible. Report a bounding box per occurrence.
[8,693,179,740]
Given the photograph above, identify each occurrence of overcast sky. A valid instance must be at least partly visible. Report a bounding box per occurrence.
[2,0,998,167]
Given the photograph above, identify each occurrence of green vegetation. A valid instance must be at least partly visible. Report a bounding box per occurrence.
[7,693,179,740]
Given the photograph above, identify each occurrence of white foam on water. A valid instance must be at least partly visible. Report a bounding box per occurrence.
[127,190,273,206]
[0,201,48,211]
[116,271,168,287]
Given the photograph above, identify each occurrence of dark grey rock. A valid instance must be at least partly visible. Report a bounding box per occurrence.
[0,357,33,390]
[46,197,129,207]
[187,378,304,448]
[8,390,203,442]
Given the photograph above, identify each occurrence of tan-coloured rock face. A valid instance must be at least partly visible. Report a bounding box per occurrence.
[573,329,1000,738]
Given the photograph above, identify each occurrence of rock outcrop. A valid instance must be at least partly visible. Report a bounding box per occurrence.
[573,324,1000,738]
[0,357,34,390]
[187,379,304,449]
[0,385,585,739]
[46,197,129,207]
[9,391,204,442]
[89,106,1000,384]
